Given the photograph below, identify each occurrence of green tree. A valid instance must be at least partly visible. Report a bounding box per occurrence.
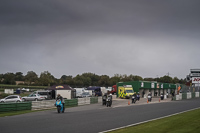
[0,74,3,83]
[159,76,173,83]
[173,77,179,84]
[144,78,155,81]
[15,72,24,81]
[2,72,16,85]
[121,74,131,82]
[109,76,120,86]
[24,71,38,85]
[39,71,55,86]
[98,75,110,86]
[82,73,99,86]
[60,75,75,86]
[73,75,84,87]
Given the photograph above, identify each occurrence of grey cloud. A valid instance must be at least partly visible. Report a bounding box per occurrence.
[0,0,200,79]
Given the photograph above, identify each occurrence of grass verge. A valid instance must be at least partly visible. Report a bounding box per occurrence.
[0,109,54,117]
[109,108,200,133]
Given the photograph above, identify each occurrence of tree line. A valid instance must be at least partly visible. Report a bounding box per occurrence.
[0,71,186,87]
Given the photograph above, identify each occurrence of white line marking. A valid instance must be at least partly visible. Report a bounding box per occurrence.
[99,107,200,133]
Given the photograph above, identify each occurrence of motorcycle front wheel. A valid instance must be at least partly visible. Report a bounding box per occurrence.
[57,107,61,113]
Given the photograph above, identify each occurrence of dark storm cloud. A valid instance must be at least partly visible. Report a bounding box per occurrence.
[0,0,200,78]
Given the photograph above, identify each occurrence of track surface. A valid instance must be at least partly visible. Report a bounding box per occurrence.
[1,98,200,133]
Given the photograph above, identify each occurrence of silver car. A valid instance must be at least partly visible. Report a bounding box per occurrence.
[81,92,91,97]
[22,94,45,101]
[0,95,22,103]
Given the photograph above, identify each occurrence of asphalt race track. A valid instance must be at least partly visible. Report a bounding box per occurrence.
[1,98,200,133]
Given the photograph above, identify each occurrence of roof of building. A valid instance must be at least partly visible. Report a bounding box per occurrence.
[48,85,75,90]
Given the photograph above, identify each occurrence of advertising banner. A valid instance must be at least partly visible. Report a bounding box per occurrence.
[192,77,200,84]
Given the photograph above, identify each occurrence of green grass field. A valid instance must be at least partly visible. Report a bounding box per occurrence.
[109,109,200,133]
[0,84,48,89]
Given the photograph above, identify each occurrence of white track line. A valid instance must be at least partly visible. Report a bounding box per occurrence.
[99,107,200,133]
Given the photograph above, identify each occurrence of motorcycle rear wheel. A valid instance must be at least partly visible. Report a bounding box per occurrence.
[57,107,61,113]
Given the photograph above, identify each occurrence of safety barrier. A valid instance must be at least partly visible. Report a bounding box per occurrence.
[196,92,199,97]
[182,93,187,100]
[192,93,195,98]
[0,102,32,112]
[90,97,98,104]
[1,97,100,111]
[78,97,90,106]
[187,93,192,99]
[175,92,200,101]
[32,100,55,110]
[64,99,78,107]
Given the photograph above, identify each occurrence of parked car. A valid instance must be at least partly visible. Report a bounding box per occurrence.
[31,90,50,99]
[0,95,22,103]
[22,94,45,101]
[81,92,91,97]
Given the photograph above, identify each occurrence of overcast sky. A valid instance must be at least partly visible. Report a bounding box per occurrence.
[0,0,200,79]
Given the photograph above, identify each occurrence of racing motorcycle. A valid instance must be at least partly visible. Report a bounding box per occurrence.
[160,93,164,100]
[132,95,136,104]
[102,95,107,106]
[147,94,152,102]
[136,94,140,101]
[106,96,112,107]
[55,99,65,113]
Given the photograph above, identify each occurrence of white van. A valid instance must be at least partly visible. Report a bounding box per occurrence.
[74,88,85,98]
[32,90,50,99]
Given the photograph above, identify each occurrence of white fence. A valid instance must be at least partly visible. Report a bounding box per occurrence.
[32,100,56,110]
[196,92,199,97]
[187,93,191,99]
[175,92,200,100]
[78,97,90,106]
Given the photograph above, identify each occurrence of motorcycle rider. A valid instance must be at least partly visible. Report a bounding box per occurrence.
[102,93,107,105]
[132,92,137,103]
[136,92,140,101]
[108,93,112,105]
[56,94,64,106]
[133,92,137,98]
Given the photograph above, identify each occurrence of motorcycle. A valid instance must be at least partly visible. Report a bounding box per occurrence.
[147,94,152,102]
[160,93,164,100]
[102,95,107,106]
[136,94,140,101]
[55,99,65,113]
[106,96,112,107]
[132,95,136,104]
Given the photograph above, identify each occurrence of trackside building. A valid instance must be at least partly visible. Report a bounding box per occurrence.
[116,81,177,98]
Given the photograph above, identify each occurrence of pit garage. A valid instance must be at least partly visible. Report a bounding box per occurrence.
[117,81,176,99]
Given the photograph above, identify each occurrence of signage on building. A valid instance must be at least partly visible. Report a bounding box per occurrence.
[161,84,163,88]
[192,77,200,83]
[157,83,159,88]
[56,86,64,88]
[151,83,155,88]
[124,85,132,87]
[141,82,144,87]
